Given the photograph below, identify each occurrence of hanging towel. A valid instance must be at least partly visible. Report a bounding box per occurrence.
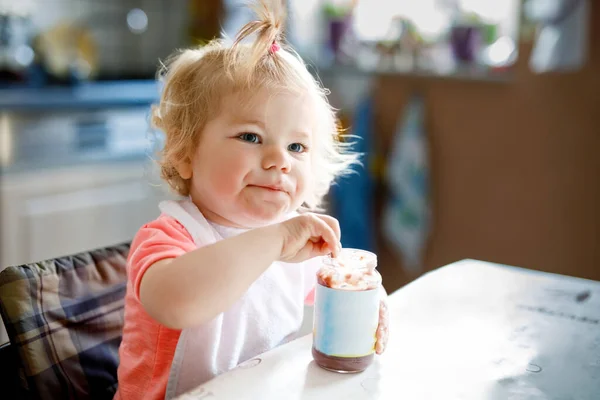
[330,97,375,252]
[382,94,431,275]
[524,0,590,73]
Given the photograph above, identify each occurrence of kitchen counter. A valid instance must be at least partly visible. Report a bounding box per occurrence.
[0,81,160,174]
[0,80,159,110]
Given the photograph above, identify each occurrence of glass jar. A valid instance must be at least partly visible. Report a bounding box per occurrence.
[312,248,382,373]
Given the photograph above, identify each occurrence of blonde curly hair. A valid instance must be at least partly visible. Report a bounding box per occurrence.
[151,0,358,210]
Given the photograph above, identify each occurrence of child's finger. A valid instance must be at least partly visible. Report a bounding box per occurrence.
[376,299,389,355]
[379,300,389,319]
[306,215,340,257]
[315,214,341,242]
[376,324,388,354]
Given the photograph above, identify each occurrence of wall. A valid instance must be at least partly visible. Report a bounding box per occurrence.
[374,4,600,291]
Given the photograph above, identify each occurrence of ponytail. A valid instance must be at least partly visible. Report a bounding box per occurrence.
[227,0,286,78]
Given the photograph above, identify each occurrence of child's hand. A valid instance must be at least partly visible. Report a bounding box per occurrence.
[278,213,341,263]
[376,296,389,355]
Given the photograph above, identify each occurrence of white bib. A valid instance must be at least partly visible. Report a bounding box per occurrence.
[160,199,317,399]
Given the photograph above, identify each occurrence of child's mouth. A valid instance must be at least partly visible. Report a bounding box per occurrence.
[249,184,287,194]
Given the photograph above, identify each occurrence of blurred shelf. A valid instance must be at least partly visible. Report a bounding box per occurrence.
[312,63,514,84]
[0,64,511,112]
[0,80,160,111]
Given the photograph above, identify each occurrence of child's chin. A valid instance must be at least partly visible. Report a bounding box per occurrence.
[241,207,289,227]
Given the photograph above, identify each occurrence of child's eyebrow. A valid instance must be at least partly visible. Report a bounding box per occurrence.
[293,131,311,141]
[230,117,266,129]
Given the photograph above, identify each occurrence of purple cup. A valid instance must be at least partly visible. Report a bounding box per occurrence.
[328,17,350,60]
[450,25,482,63]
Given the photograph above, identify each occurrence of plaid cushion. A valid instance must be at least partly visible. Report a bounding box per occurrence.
[0,242,130,400]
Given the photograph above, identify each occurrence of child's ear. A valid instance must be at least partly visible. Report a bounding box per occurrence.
[175,157,193,180]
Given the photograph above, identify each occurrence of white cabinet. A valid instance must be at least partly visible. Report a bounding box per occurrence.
[24,180,153,263]
[0,160,172,268]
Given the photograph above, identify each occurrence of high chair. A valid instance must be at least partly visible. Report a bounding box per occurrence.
[0,242,130,400]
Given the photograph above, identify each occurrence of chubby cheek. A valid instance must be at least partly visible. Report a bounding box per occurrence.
[194,149,248,198]
[292,163,313,207]
[211,158,248,196]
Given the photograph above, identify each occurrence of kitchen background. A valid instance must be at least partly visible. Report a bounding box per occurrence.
[1,0,598,344]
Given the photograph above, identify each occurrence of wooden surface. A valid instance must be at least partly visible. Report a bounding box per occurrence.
[373,4,600,292]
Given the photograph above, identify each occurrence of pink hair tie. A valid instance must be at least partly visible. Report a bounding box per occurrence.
[269,41,280,54]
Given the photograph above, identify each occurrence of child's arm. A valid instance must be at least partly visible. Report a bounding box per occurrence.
[140,213,341,329]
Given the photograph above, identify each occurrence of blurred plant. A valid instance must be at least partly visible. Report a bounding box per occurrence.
[379,17,423,47]
[375,17,425,70]
[322,0,354,20]
[462,11,483,24]
[322,0,356,62]
[456,11,498,45]
[404,19,425,44]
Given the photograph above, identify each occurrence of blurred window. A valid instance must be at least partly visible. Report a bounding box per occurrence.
[352,0,521,43]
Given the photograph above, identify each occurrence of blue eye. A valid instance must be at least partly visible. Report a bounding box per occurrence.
[288,143,306,153]
[239,133,260,143]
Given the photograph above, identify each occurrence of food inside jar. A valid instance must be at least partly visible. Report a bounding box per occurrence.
[311,347,374,373]
[317,249,380,290]
[317,268,379,290]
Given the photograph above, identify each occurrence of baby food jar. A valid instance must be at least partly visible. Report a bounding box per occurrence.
[312,248,381,373]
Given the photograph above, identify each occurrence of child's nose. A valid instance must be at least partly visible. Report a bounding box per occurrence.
[261,146,291,172]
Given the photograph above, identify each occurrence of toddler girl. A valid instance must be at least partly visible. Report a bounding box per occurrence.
[115,2,389,399]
